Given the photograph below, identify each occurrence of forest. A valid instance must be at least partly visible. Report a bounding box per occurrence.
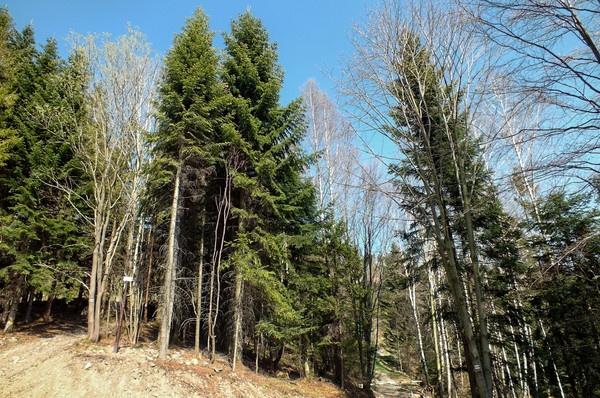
[0,1,599,397]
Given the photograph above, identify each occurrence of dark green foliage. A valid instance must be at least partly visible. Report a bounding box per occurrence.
[0,11,89,323]
[219,11,318,359]
[524,192,600,397]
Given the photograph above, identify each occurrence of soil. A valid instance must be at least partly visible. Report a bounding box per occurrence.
[0,321,344,398]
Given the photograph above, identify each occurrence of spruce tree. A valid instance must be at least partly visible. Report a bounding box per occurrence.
[0,14,89,331]
[221,12,316,368]
[151,8,228,357]
[386,31,494,396]
[525,192,600,396]
[0,8,18,169]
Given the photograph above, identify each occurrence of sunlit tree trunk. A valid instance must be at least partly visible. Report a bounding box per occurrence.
[159,162,181,358]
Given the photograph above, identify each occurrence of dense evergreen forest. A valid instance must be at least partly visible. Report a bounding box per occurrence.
[1,1,599,397]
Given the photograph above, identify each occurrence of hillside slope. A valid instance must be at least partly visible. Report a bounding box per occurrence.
[0,323,343,398]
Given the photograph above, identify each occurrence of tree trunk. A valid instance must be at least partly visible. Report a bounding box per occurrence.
[461,186,493,397]
[3,299,19,333]
[143,226,154,323]
[159,163,181,358]
[429,199,489,398]
[88,224,102,339]
[90,211,111,342]
[409,271,429,385]
[43,292,55,322]
[231,269,243,371]
[429,269,444,396]
[195,213,205,354]
[3,278,23,333]
[113,281,128,353]
[273,343,285,371]
[256,333,262,373]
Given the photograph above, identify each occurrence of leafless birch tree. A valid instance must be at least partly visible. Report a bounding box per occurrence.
[46,28,159,342]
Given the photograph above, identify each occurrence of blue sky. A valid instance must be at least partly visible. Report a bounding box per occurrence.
[4,0,371,104]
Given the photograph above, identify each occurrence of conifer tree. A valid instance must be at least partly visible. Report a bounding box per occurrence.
[0,14,89,331]
[385,32,494,397]
[151,8,229,358]
[221,12,316,369]
[0,8,18,169]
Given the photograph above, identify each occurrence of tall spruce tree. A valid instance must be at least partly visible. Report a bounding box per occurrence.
[386,31,494,397]
[221,12,316,369]
[0,8,19,169]
[152,8,229,358]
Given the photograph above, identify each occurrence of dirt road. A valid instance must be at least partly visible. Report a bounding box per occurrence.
[0,323,342,398]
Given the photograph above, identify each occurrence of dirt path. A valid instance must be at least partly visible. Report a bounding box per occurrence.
[0,324,191,398]
[0,323,343,398]
[372,373,426,398]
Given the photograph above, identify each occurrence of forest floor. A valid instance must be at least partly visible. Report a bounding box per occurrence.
[0,321,344,398]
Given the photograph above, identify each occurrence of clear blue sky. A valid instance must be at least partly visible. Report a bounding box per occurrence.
[4,0,371,104]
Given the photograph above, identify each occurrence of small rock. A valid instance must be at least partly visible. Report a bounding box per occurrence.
[213,367,223,373]
[190,358,199,365]
[149,362,156,367]
[84,362,92,370]
[11,355,20,363]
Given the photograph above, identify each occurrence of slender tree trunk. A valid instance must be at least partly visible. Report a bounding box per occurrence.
[207,175,231,360]
[88,222,102,339]
[206,255,215,357]
[256,333,262,373]
[143,227,154,323]
[92,210,118,342]
[430,200,489,398]
[128,217,144,345]
[3,299,19,333]
[409,273,429,385]
[231,269,243,371]
[461,188,493,397]
[539,320,565,398]
[195,213,205,354]
[437,275,452,398]
[429,269,444,396]
[159,163,182,358]
[113,281,128,353]
[455,321,465,390]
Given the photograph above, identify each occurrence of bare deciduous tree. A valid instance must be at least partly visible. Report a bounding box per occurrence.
[463,0,600,190]
[46,28,158,342]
